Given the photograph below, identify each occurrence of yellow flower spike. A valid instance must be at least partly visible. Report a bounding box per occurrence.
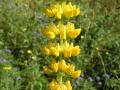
[43,47,51,56]
[50,60,59,72]
[72,70,81,78]
[43,66,53,74]
[71,46,80,56]
[3,66,12,72]
[58,60,67,72]
[50,47,59,57]
[66,80,72,90]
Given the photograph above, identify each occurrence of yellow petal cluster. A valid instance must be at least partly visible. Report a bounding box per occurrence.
[44,3,63,19]
[42,43,60,57]
[41,23,59,39]
[49,80,72,90]
[41,22,81,40]
[42,42,80,58]
[43,59,81,78]
[62,2,80,18]
[44,2,80,19]
[66,22,81,39]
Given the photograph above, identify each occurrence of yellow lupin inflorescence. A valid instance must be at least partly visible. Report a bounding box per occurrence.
[41,1,81,90]
[44,2,80,19]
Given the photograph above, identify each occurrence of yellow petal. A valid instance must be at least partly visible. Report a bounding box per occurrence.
[63,49,71,58]
[43,47,50,56]
[49,80,57,90]
[50,60,58,72]
[59,24,66,40]
[65,64,75,75]
[72,70,81,78]
[58,59,67,72]
[71,46,80,56]
[46,32,55,39]
[66,80,72,90]
[50,47,59,57]
[43,66,53,74]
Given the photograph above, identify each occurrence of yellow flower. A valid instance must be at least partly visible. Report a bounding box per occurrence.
[68,29,81,39]
[3,66,12,72]
[49,80,67,90]
[53,4,63,19]
[66,22,81,39]
[43,66,53,74]
[42,29,55,39]
[44,8,54,17]
[65,64,75,75]
[73,7,80,16]
[72,70,81,78]
[58,60,67,72]
[42,24,58,39]
[44,4,63,19]
[46,32,56,39]
[63,2,80,18]
[63,49,71,58]
[55,84,67,90]
[43,47,50,56]
[71,46,80,56]
[56,44,62,53]
[62,41,71,58]
[66,80,72,90]
[49,80,57,90]
[59,24,66,40]
[50,60,59,72]
[50,47,59,57]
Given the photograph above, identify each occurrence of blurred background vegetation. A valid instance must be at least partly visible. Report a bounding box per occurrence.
[0,0,120,90]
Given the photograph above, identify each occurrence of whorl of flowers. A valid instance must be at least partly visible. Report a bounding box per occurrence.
[44,2,80,19]
[41,1,81,90]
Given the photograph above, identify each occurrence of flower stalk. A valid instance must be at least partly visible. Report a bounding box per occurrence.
[41,1,82,90]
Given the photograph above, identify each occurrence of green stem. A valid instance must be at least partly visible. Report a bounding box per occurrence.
[98,52,106,74]
[57,73,63,84]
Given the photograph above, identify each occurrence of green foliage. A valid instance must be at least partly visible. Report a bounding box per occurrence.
[0,0,120,90]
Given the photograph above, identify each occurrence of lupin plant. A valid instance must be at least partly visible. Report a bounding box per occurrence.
[41,1,81,90]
